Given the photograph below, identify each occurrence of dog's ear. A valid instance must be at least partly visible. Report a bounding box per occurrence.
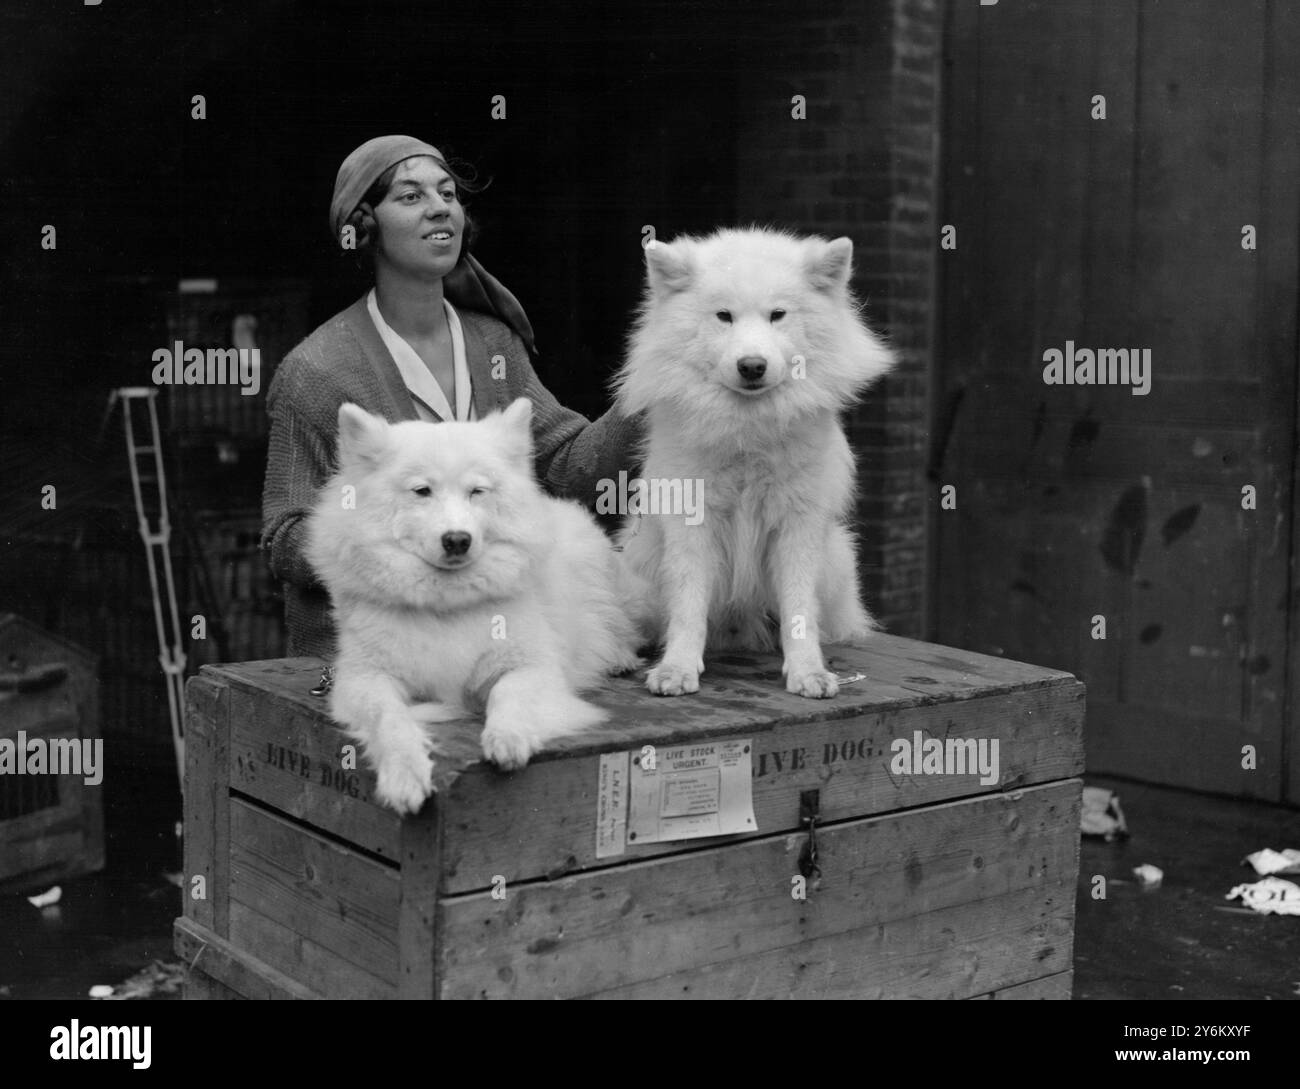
[336,402,389,467]
[645,239,694,296]
[806,236,853,293]
[494,397,535,467]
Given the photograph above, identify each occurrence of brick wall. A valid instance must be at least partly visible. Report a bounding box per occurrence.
[734,0,942,638]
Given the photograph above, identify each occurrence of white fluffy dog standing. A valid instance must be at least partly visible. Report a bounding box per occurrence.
[307,398,641,814]
[613,227,895,699]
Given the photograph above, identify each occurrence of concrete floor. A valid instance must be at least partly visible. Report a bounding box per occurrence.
[2,768,1298,999]
[1075,776,1300,1001]
[0,754,182,1002]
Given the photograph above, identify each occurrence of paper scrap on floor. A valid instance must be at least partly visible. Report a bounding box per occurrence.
[1081,785,1128,840]
[90,960,186,1000]
[26,885,62,908]
[1225,877,1300,916]
[1243,848,1300,876]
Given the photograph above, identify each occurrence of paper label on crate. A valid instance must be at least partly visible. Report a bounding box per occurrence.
[595,751,630,859]
[628,739,756,846]
[596,739,757,858]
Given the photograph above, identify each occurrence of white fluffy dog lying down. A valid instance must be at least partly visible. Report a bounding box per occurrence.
[306,398,642,814]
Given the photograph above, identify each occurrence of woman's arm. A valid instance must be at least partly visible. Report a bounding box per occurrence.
[496,331,645,505]
[260,357,338,591]
[536,395,646,506]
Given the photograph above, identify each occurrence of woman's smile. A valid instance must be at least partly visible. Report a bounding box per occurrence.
[373,157,466,276]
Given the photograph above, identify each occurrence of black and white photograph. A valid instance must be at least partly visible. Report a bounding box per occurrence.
[0,0,1297,1053]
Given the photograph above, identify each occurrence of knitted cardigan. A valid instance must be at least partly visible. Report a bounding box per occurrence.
[260,295,643,660]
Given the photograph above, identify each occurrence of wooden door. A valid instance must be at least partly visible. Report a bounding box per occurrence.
[934,0,1299,801]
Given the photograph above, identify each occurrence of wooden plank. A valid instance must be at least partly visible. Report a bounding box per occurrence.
[1133,0,1265,382]
[397,802,441,1000]
[943,375,1264,430]
[990,969,1073,1000]
[174,917,321,1000]
[182,970,245,1001]
[1260,0,1300,807]
[943,404,1259,486]
[1087,702,1276,799]
[213,635,1078,766]
[965,0,1093,372]
[588,881,1073,1000]
[436,780,1081,999]
[1115,487,1257,724]
[1084,0,1140,343]
[226,901,394,1000]
[1117,0,1283,797]
[183,674,229,935]
[227,799,401,988]
[441,681,1084,892]
[226,682,402,860]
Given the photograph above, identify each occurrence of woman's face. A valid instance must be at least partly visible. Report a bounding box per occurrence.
[369,156,466,282]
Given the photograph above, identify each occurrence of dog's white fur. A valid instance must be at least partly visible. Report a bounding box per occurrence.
[306,398,641,814]
[612,227,895,699]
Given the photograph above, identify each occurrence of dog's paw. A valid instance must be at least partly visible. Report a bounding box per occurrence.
[786,668,839,699]
[481,724,536,772]
[374,745,434,815]
[646,661,700,696]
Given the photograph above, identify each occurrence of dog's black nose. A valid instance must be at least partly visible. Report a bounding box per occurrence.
[736,356,767,382]
[441,531,472,557]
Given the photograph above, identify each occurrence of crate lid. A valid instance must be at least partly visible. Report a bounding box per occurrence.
[197,634,1077,789]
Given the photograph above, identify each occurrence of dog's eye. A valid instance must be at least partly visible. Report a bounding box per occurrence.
[770,309,786,322]
[468,486,488,498]
[412,485,432,497]
[715,310,732,323]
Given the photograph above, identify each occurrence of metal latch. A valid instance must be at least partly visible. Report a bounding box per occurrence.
[798,788,821,881]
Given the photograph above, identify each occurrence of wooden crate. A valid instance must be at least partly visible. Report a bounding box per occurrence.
[0,614,105,894]
[175,634,1084,999]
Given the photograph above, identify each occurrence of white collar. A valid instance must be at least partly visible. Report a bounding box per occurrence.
[366,289,475,422]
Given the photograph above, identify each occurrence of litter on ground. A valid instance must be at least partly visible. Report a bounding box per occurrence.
[1225,877,1300,916]
[1243,848,1300,876]
[1081,785,1128,840]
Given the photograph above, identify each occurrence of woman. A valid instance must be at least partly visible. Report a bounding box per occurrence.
[261,135,642,659]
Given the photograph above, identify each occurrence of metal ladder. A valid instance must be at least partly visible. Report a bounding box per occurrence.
[111,387,186,799]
